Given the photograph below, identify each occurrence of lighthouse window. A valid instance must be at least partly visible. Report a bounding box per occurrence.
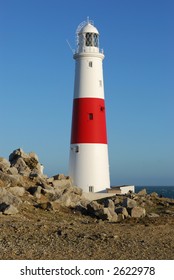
[75,146,79,153]
[100,106,105,112]
[89,186,94,193]
[89,61,93,67]
[86,33,93,46]
[99,80,102,87]
[93,33,99,47]
[86,33,99,47]
[88,113,93,120]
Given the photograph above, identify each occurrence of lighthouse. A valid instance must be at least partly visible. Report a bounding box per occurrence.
[69,19,110,193]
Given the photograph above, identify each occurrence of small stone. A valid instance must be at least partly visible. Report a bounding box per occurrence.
[114,235,119,239]
[3,205,19,215]
[147,213,160,218]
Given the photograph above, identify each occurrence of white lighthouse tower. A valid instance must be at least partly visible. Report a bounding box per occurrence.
[69,19,110,193]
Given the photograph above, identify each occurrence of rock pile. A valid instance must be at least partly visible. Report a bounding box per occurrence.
[0,148,84,214]
[9,148,44,177]
[0,149,174,222]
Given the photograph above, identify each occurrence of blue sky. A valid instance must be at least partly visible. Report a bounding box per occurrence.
[0,0,174,186]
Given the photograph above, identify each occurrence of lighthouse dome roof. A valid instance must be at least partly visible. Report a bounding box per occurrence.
[79,23,99,35]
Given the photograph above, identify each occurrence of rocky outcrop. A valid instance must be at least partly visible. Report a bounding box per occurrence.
[0,148,174,222]
[0,149,85,215]
[9,148,44,178]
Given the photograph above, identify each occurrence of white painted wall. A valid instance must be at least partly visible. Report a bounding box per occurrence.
[69,144,110,192]
[73,54,105,99]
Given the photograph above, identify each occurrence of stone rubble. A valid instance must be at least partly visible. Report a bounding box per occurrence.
[0,148,174,221]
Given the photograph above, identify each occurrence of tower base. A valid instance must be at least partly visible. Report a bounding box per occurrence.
[69,143,110,193]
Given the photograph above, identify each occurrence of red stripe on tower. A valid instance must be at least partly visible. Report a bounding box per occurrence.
[71,98,107,144]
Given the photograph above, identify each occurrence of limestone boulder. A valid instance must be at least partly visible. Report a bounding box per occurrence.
[117,213,125,222]
[0,157,10,172]
[86,200,118,222]
[57,192,82,208]
[137,188,147,196]
[41,188,56,200]
[28,152,39,162]
[0,171,20,188]
[122,198,137,208]
[115,206,129,218]
[54,182,82,197]
[11,157,31,175]
[53,184,83,208]
[114,197,122,206]
[86,201,105,218]
[150,192,159,198]
[103,208,118,222]
[0,187,21,206]
[9,148,26,163]
[131,206,146,218]
[7,166,18,175]
[9,186,25,197]
[27,186,42,199]
[103,200,118,222]
[52,179,72,188]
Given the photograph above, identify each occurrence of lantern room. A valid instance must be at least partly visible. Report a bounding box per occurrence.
[75,19,101,53]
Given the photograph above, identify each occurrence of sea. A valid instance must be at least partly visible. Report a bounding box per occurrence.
[135,186,174,199]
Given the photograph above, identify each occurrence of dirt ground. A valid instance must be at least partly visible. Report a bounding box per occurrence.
[0,202,174,260]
